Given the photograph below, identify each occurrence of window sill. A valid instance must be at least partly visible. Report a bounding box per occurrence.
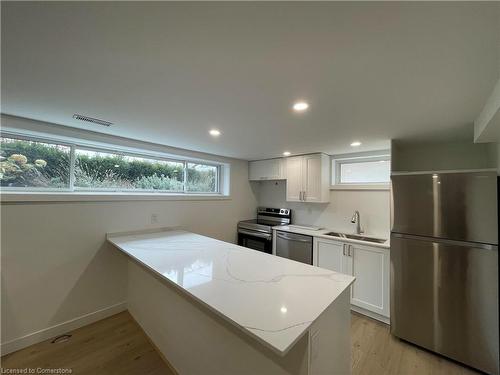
[0,191,231,203]
[330,184,390,191]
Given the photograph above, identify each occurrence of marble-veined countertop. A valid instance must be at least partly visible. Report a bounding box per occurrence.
[107,229,354,355]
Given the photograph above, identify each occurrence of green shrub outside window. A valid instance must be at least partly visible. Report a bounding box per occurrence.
[0,135,220,193]
[0,137,70,188]
[74,149,185,191]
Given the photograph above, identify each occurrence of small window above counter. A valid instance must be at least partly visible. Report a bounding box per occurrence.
[331,150,391,190]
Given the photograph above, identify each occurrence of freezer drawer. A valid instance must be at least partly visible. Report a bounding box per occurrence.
[275,231,313,265]
[391,172,498,244]
[390,234,499,374]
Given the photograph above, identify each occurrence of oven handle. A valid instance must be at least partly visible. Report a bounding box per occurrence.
[238,229,272,241]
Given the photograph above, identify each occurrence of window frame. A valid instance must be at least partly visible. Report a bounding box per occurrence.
[0,133,74,192]
[185,161,221,194]
[72,145,188,194]
[1,131,225,198]
[331,151,391,190]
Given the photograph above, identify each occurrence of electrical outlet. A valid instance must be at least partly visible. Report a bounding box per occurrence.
[150,214,158,224]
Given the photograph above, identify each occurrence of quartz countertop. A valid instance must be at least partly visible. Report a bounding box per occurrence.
[273,225,390,249]
[107,229,354,356]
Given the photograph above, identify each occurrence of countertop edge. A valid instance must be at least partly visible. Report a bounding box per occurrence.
[106,226,182,239]
[273,226,390,249]
[107,229,355,357]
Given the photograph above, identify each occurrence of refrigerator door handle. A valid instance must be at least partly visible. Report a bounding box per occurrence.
[392,233,497,251]
[390,181,394,231]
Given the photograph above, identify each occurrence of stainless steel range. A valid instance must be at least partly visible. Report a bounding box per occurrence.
[238,207,292,254]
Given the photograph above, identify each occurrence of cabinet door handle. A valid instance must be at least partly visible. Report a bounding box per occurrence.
[342,244,346,256]
[303,191,306,201]
[348,245,353,257]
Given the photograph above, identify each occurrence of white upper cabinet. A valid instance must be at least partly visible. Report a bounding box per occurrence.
[285,153,330,203]
[248,159,285,181]
[284,156,303,201]
[303,154,327,202]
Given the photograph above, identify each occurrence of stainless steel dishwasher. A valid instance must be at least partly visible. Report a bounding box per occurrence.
[275,231,313,265]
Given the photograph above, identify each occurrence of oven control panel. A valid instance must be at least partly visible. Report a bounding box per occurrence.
[257,207,291,217]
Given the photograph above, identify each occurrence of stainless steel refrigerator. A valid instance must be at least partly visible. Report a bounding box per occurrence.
[391,171,499,375]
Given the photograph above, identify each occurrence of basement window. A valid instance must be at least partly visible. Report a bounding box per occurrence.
[74,148,186,192]
[0,136,71,189]
[0,133,225,198]
[331,152,390,189]
[186,163,219,193]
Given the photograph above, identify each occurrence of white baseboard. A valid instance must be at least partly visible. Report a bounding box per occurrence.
[1,301,127,356]
[351,305,390,325]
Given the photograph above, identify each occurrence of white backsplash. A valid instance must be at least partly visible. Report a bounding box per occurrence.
[256,180,391,238]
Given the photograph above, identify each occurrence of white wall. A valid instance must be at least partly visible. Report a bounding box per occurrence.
[255,181,390,238]
[391,140,497,172]
[0,118,258,354]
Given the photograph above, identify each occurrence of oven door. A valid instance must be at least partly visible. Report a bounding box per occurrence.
[238,229,273,254]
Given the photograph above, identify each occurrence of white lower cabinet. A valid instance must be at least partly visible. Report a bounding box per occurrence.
[349,242,390,318]
[314,239,345,273]
[314,237,390,321]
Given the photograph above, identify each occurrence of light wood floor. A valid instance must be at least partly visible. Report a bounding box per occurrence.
[2,311,480,375]
[350,312,478,375]
[1,312,174,375]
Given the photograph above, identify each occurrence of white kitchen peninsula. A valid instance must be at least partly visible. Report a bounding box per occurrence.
[108,229,354,375]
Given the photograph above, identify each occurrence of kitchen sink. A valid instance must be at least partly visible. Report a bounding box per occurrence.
[325,231,343,237]
[324,232,386,244]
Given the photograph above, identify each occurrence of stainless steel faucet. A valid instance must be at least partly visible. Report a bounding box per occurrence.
[351,210,363,234]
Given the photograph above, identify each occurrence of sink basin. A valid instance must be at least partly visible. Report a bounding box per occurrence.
[345,235,387,244]
[324,232,386,244]
[325,231,343,237]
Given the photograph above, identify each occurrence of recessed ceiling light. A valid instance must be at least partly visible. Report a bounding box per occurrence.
[209,129,221,137]
[283,151,291,156]
[292,101,309,112]
[350,141,362,147]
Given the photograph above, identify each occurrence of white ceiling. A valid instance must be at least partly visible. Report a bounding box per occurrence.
[2,2,499,160]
